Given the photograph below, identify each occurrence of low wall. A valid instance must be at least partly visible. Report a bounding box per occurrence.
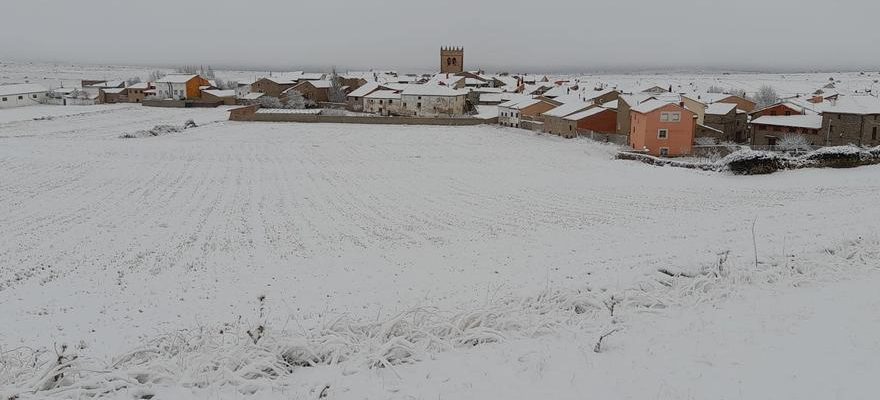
[579,131,628,145]
[143,99,186,108]
[230,107,490,126]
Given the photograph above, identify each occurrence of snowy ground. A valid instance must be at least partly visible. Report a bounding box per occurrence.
[1,103,879,398]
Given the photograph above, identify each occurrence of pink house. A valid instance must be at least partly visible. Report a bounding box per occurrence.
[630,100,696,157]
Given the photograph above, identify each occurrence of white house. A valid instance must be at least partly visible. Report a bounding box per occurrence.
[399,85,468,117]
[0,84,49,109]
[154,74,206,100]
[363,90,402,116]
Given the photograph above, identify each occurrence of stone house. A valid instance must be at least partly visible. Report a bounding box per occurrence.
[290,80,332,103]
[819,96,880,147]
[542,102,592,135]
[616,94,655,136]
[750,115,824,146]
[564,107,617,139]
[250,77,297,98]
[399,85,468,117]
[98,87,128,104]
[363,90,402,116]
[629,100,697,157]
[703,102,748,143]
[126,82,151,103]
[346,82,384,111]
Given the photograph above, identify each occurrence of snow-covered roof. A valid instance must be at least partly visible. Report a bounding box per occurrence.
[298,73,326,81]
[750,115,823,129]
[401,85,466,97]
[297,80,332,89]
[601,100,618,109]
[255,108,321,115]
[202,89,236,98]
[347,82,381,98]
[824,96,880,115]
[582,88,617,101]
[241,92,264,100]
[543,102,591,118]
[682,92,730,104]
[262,77,297,85]
[480,93,503,103]
[156,74,199,84]
[618,94,654,107]
[128,82,150,90]
[365,90,401,100]
[0,84,48,96]
[564,107,612,121]
[100,88,127,94]
[705,102,737,115]
[631,99,679,114]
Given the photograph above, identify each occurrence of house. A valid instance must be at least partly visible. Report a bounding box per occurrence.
[201,89,237,105]
[542,102,593,136]
[563,107,617,139]
[0,84,48,108]
[399,85,468,117]
[363,90,402,116]
[250,77,297,98]
[750,115,824,146]
[126,82,152,103]
[235,81,253,99]
[629,100,697,157]
[821,96,880,147]
[702,102,748,143]
[749,102,809,119]
[289,80,332,103]
[498,97,559,128]
[346,82,384,111]
[616,94,655,135]
[154,74,210,100]
[98,87,128,104]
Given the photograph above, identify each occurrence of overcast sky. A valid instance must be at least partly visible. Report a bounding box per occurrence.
[4,0,879,73]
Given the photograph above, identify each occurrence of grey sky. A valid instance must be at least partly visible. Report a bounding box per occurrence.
[4,0,879,72]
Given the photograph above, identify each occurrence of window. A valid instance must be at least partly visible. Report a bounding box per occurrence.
[32,94,37,99]
[659,147,669,156]
[785,111,791,116]
[660,112,680,122]
[417,102,422,108]
[18,96,23,100]
[873,127,878,140]
[1,97,6,101]
[388,100,392,105]
[658,129,668,139]
[379,100,383,105]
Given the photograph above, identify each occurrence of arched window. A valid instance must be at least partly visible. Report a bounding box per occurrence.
[452,58,457,66]
[447,57,452,66]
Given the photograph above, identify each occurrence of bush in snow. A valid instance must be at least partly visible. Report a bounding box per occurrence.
[716,149,789,175]
[694,136,718,146]
[776,133,812,152]
[800,145,873,168]
[256,96,285,109]
[286,91,313,109]
[120,120,197,138]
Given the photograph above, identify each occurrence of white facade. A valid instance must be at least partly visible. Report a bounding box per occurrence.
[154,74,198,100]
[0,84,48,109]
[363,90,402,116]
[399,85,468,117]
[498,105,521,127]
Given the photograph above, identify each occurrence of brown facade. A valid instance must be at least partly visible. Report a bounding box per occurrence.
[752,124,823,146]
[127,87,148,103]
[291,81,330,103]
[822,112,880,147]
[704,110,748,143]
[440,46,464,74]
[251,78,296,98]
[98,88,128,104]
[750,103,803,119]
[717,95,756,113]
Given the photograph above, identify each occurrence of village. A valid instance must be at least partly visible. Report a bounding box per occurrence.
[2,47,879,159]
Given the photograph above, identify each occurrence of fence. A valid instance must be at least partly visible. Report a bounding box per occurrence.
[578,130,628,145]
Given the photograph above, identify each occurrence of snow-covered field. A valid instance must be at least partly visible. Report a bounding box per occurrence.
[1,95,879,397]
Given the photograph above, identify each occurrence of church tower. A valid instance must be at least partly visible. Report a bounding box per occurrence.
[440,46,464,74]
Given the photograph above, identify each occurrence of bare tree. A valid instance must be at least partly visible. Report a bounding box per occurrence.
[148,70,166,82]
[729,88,748,99]
[753,85,779,108]
[327,67,347,103]
[777,133,812,151]
[126,77,142,86]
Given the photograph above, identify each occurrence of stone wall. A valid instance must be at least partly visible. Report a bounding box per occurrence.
[230,107,493,126]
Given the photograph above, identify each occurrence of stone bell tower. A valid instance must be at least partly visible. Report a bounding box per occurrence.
[440,46,464,74]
